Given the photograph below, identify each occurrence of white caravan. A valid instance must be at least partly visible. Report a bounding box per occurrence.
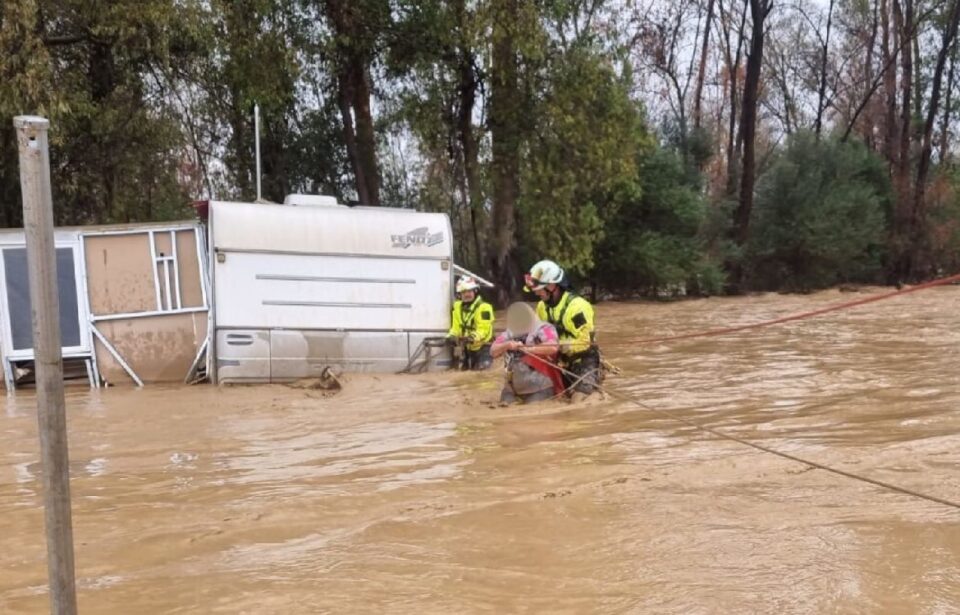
[206,197,454,382]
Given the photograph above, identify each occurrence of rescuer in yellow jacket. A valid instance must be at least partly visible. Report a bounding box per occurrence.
[525,259,600,397]
[447,276,495,370]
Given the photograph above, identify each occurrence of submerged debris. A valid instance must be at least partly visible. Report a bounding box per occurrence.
[287,367,343,394]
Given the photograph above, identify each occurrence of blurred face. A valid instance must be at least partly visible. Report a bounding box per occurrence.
[461,289,477,302]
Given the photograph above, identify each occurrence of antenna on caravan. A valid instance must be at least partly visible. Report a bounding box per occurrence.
[254,103,262,202]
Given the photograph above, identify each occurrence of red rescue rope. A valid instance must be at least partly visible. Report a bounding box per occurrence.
[520,352,566,395]
[510,273,960,352]
[629,273,960,345]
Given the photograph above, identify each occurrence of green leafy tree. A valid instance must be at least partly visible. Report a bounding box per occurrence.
[746,132,890,291]
[0,0,57,226]
[388,0,489,268]
[594,145,722,297]
[1,0,194,224]
[201,0,302,202]
[519,47,648,276]
[318,0,390,205]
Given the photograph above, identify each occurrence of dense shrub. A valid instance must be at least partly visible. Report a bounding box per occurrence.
[745,133,890,291]
[593,146,723,297]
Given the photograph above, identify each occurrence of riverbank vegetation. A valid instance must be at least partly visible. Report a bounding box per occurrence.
[3,0,960,300]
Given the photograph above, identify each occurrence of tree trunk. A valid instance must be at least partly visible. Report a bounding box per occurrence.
[334,71,371,205]
[0,126,23,227]
[453,0,484,269]
[489,0,522,304]
[882,0,898,167]
[228,85,252,198]
[912,33,923,130]
[939,38,958,162]
[839,1,903,145]
[325,0,381,205]
[892,0,913,278]
[88,42,117,103]
[731,0,769,253]
[814,0,835,139]
[693,0,716,130]
[457,51,484,269]
[912,0,960,274]
[350,64,380,205]
[896,0,913,188]
[862,0,880,147]
[262,115,290,203]
[724,0,749,197]
[89,41,118,221]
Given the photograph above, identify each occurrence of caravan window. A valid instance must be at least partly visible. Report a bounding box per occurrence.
[3,247,82,350]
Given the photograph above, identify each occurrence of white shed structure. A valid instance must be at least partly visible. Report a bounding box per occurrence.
[0,221,210,390]
[207,198,454,382]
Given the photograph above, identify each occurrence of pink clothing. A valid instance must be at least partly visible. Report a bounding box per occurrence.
[496,320,562,398]
[495,321,558,351]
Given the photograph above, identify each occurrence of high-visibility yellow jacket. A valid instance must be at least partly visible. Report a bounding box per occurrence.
[536,291,594,356]
[448,298,495,351]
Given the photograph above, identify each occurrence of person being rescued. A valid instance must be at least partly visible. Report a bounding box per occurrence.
[447,276,495,370]
[490,302,565,404]
[525,259,601,401]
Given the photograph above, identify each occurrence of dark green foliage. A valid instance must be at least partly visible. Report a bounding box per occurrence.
[594,146,723,297]
[288,102,353,200]
[0,0,197,224]
[745,133,890,291]
[519,46,649,275]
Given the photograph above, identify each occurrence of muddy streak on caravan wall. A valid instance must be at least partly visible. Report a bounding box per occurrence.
[209,200,453,381]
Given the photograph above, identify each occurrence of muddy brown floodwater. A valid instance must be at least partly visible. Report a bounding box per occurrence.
[2,288,960,614]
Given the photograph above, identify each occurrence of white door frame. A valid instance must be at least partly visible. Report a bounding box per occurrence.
[0,240,92,361]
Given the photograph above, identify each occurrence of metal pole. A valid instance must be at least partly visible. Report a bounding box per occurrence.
[14,115,78,615]
[254,103,262,201]
[453,264,496,288]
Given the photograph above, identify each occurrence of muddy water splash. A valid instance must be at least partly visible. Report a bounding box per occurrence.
[2,288,959,613]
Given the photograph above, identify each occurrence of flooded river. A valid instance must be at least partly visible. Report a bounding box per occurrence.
[2,288,959,613]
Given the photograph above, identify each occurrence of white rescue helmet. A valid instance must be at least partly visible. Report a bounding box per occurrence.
[456,276,481,294]
[525,260,564,291]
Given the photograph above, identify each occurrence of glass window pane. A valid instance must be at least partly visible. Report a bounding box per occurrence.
[4,247,82,351]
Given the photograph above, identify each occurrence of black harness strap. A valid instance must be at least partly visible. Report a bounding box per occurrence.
[461,299,488,333]
[547,293,578,338]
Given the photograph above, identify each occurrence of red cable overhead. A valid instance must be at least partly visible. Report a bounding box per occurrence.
[629,273,960,345]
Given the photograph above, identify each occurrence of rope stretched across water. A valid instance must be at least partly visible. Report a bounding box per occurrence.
[628,272,960,346]
[514,272,960,353]
[520,348,960,512]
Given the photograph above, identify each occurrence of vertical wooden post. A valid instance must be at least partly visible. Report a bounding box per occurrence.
[14,115,78,615]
